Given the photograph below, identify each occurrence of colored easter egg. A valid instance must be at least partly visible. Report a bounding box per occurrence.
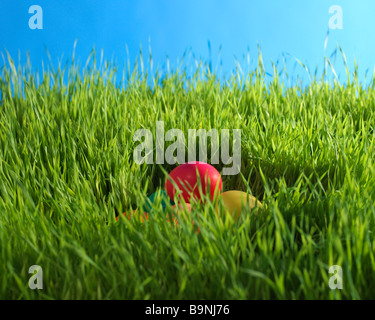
[171,203,200,233]
[166,203,192,224]
[165,203,192,227]
[116,210,148,222]
[143,190,174,212]
[218,190,262,219]
[165,162,222,203]
[172,203,192,212]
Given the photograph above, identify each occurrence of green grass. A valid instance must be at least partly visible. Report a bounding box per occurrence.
[1,49,375,300]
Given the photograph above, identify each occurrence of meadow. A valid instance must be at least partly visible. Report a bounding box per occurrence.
[0,49,375,299]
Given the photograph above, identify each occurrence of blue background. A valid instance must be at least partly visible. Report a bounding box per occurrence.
[1,0,374,83]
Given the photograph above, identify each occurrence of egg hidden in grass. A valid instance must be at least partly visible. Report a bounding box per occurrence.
[143,190,174,212]
[217,190,262,219]
[116,210,148,222]
[165,161,222,203]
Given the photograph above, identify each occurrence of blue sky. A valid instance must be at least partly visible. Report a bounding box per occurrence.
[1,0,374,83]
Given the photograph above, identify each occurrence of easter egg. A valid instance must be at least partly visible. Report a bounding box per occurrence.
[143,190,174,212]
[167,203,191,226]
[165,203,192,227]
[116,210,148,222]
[172,203,192,213]
[218,191,262,219]
[165,162,222,203]
[171,203,200,233]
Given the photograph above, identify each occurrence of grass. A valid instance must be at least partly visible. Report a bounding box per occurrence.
[1,49,375,300]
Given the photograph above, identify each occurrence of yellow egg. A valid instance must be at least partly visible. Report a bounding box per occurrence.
[217,190,262,219]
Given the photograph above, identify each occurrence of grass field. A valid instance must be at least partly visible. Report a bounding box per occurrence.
[1,50,375,300]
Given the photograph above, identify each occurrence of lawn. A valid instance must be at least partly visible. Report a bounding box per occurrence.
[1,51,375,299]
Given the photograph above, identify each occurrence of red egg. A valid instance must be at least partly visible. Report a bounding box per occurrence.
[172,203,192,212]
[165,162,222,203]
